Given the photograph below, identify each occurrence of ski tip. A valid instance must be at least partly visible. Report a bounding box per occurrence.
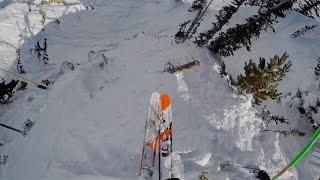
[160,93,171,110]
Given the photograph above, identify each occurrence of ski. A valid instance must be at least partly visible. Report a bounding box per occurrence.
[139,92,180,180]
[139,92,161,179]
[158,93,173,180]
[220,162,270,180]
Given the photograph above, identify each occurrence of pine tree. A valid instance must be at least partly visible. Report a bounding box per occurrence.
[297,0,320,18]
[195,0,246,46]
[290,24,318,38]
[237,53,291,104]
[209,0,294,57]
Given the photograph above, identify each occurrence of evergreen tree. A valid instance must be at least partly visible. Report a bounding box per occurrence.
[209,0,294,57]
[290,24,318,38]
[195,0,246,47]
[237,53,291,104]
[297,0,320,18]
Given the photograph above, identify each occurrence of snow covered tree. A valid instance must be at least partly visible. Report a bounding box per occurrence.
[237,53,291,104]
[195,0,246,47]
[209,0,294,57]
[291,24,318,38]
[296,0,320,18]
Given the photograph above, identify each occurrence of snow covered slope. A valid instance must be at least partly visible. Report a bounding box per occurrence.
[0,0,319,180]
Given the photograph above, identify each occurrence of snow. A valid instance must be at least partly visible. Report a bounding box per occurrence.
[0,0,319,180]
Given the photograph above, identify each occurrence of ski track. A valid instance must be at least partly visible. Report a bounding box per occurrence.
[0,0,319,180]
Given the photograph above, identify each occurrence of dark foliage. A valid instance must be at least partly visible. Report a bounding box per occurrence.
[259,105,289,124]
[195,0,246,46]
[175,20,191,42]
[175,0,214,43]
[16,48,26,74]
[245,0,283,7]
[292,89,319,130]
[34,38,49,64]
[263,128,305,137]
[219,62,228,77]
[297,0,320,18]
[209,0,294,57]
[219,62,237,88]
[291,25,318,38]
[190,0,207,12]
[237,53,291,104]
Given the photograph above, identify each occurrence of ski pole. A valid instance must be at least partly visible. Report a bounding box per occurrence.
[0,67,47,90]
[272,127,320,180]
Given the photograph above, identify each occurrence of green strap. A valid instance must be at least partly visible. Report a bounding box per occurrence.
[272,127,320,180]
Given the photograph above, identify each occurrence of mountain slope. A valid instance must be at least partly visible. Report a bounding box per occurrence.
[0,0,319,180]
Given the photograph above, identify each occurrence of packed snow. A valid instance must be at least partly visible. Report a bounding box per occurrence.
[0,0,319,180]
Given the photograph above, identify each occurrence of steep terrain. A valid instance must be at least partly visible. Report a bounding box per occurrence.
[0,0,319,180]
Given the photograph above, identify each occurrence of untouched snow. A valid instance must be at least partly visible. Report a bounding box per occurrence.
[0,0,319,180]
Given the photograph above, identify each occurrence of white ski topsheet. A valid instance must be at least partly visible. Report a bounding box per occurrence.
[140,92,160,179]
